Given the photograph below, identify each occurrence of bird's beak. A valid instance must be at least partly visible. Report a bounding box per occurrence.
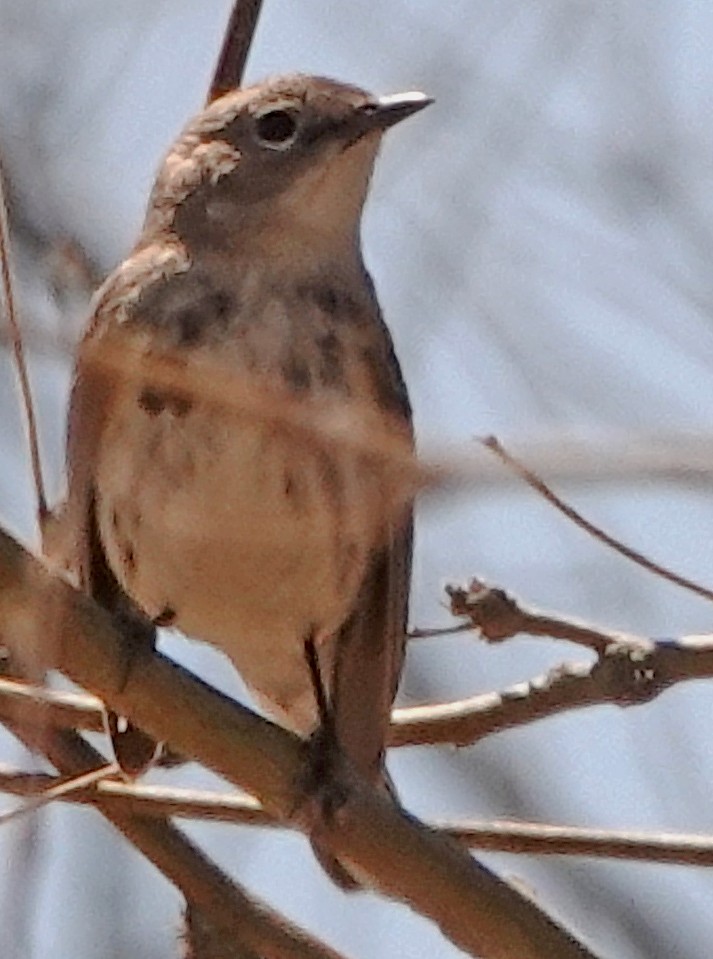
[357,91,433,132]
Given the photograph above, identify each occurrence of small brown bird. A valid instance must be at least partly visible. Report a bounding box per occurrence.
[57,74,430,886]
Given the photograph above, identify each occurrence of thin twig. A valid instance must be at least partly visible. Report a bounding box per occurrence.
[482,435,713,604]
[408,622,474,640]
[442,819,713,867]
[3,768,712,868]
[0,675,105,733]
[0,159,47,524]
[0,767,272,825]
[29,762,713,868]
[209,0,264,101]
[0,762,117,828]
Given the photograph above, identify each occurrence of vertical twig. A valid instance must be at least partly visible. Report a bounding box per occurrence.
[208,0,264,101]
[0,162,47,526]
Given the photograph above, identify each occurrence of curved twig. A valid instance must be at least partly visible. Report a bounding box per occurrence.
[482,435,713,604]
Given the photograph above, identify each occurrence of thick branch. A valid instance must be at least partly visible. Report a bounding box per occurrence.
[0,526,600,959]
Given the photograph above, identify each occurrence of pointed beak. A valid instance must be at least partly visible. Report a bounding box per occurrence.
[358,91,433,132]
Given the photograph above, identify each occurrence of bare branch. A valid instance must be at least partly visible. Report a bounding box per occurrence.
[0,525,601,959]
[4,768,712,869]
[0,675,105,734]
[0,766,272,825]
[443,579,645,655]
[481,435,713,604]
[391,635,713,748]
[443,819,713,868]
[3,711,348,959]
[2,618,712,755]
[0,762,116,829]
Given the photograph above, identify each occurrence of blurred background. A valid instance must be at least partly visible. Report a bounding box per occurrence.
[2,1,713,956]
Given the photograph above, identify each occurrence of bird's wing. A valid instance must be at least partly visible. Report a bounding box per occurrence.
[311,512,412,890]
[329,276,413,789]
[331,513,412,786]
[50,242,189,774]
[53,240,189,586]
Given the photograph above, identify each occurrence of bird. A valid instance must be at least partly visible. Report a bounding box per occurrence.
[54,73,430,886]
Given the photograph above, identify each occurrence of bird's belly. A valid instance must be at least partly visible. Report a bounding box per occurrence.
[95,398,379,730]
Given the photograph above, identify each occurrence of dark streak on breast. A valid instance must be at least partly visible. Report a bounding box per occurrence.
[176,290,234,345]
[298,283,363,323]
[336,541,359,594]
[316,450,344,519]
[138,387,192,417]
[316,330,346,389]
[282,353,312,392]
[283,469,305,512]
[124,546,136,573]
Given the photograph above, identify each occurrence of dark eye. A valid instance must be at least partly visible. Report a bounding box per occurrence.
[254,109,298,148]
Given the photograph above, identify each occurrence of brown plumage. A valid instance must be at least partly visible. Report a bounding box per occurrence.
[56,74,430,886]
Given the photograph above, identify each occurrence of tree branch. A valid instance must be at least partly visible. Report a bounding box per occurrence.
[2,598,712,754]
[2,716,347,959]
[0,765,271,825]
[442,819,713,867]
[443,579,645,654]
[0,675,104,734]
[0,525,600,959]
[395,582,711,747]
[390,639,703,747]
[4,767,713,869]
[481,435,713,605]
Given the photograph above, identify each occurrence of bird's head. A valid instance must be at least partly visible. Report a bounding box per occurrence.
[144,74,431,257]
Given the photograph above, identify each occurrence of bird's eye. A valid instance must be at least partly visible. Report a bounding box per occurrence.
[254,109,298,148]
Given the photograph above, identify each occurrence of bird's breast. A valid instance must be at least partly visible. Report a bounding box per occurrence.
[92,282,409,728]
